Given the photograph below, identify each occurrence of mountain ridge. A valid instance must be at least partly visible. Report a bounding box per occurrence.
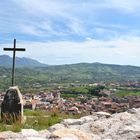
[0,55,48,68]
[1,55,140,68]
[0,55,140,89]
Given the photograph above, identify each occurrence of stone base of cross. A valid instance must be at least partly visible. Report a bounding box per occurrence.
[1,86,25,124]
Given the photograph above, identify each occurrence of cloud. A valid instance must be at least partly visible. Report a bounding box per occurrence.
[1,35,140,66]
[103,0,140,14]
[1,0,140,66]
[1,0,140,42]
[20,25,43,36]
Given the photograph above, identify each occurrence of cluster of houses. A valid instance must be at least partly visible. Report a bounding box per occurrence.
[20,91,140,114]
[0,89,140,115]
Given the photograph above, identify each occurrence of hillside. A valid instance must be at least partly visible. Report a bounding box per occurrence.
[41,63,140,83]
[0,62,140,90]
[0,55,47,68]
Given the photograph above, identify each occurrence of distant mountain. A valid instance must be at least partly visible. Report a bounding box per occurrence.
[1,58,140,90]
[38,62,140,83]
[0,55,48,68]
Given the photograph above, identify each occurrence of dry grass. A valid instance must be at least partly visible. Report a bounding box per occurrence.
[0,109,82,132]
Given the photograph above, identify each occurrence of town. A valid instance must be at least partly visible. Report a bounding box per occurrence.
[0,82,140,116]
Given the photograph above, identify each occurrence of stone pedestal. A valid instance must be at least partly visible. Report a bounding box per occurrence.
[1,86,24,124]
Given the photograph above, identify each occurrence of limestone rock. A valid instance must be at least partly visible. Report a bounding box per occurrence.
[52,128,101,140]
[61,119,83,126]
[0,108,140,140]
[91,121,109,134]
[48,123,65,132]
[59,136,79,140]
[127,108,138,114]
[80,115,95,123]
[96,112,111,117]
[0,131,23,140]
[24,137,47,140]
[91,109,140,140]
[21,129,39,137]
[39,129,51,138]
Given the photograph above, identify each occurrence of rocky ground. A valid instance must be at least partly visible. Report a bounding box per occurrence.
[0,108,140,140]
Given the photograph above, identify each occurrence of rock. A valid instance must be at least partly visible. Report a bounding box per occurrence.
[96,112,111,118]
[48,123,65,132]
[49,133,60,139]
[91,120,111,134]
[61,119,83,126]
[61,116,96,131]
[119,112,131,121]
[90,108,140,140]
[68,122,92,133]
[0,131,22,140]
[127,108,137,114]
[52,128,101,140]
[136,134,140,139]
[1,86,24,124]
[59,136,79,140]
[38,129,51,138]
[80,115,95,123]
[65,116,98,133]
[25,137,47,140]
[21,129,39,137]
[0,108,140,140]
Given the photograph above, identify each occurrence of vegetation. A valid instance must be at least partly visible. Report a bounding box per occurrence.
[61,85,106,98]
[115,90,140,97]
[0,63,140,91]
[0,109,82,132]
[1,58,140,132]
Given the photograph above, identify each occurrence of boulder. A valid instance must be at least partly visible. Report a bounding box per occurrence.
[21,129,39,137]
[0,131,23,140]
[25,137,47,140]
[80,115,95,123]
[0,108,140,140]
[90,108,140,140]
[38,129,51,138]
[91,120,111,134]
[59,136,79,140]
[48,123,65,132]
[61,119,84,126]
[127,108,137,114]
[52,128,101,140]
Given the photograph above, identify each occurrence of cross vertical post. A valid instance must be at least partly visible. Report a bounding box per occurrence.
[12,39,16,86]
[3,39,26,86]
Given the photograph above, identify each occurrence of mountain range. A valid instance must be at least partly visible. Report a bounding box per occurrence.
[0,55,47,67]
[0,55,140,90]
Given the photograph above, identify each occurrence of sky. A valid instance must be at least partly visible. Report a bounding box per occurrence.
[1,0,140,66]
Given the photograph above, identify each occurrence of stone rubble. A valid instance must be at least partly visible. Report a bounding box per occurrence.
[0,108,140,140]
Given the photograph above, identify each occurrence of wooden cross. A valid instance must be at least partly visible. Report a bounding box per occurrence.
[3,39,26,86]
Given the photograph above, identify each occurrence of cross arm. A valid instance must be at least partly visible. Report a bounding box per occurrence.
[3,48,26,51]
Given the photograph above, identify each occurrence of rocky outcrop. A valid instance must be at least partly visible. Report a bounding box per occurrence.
[52,128,100,140]
[0,108,140,140]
